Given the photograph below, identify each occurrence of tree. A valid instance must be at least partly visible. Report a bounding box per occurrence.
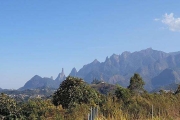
[20,99,64,119]
[127,73,145,94]
[115,85,131,103]
[52,76,101,109]
[175,84,180,94]
[0,93,21,119]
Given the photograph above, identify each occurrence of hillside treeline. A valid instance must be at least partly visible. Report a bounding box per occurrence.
[1,74,180,120]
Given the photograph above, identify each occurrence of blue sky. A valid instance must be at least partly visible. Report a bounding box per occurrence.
[0,1,180,89]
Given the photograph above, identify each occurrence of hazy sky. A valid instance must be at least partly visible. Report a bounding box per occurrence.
[1,1,180,89]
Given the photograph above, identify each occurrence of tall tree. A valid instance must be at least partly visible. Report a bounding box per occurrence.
[52,76,101,109]
[115,85,131,103]
[0,93,20,119]
[127,73,145,94]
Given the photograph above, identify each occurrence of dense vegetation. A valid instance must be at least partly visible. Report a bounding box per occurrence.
[1,74,180,120]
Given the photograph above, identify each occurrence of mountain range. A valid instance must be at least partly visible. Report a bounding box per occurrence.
[17,48,180,91]
[69,48,180,91]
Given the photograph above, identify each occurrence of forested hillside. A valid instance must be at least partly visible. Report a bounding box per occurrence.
[1,75,180,120]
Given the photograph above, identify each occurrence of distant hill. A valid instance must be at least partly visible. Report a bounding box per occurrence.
[19,75,59,90]
[19,69,65,90]
[69,48,180,91]
[151,83,179,93]
[152,68,180,89]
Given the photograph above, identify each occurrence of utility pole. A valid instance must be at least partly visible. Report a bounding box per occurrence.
[152,105,153,119]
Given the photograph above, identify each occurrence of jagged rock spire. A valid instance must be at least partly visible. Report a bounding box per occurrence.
[62,68,64,73]
[55,68,66,81]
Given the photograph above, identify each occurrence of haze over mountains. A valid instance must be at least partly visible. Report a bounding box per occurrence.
[15,48,180,91]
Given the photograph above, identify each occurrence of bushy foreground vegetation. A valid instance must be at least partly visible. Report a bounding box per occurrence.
[1,74,180,120]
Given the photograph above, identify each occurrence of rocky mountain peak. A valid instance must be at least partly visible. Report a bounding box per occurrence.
[69,67,78,77]
[121,51,130,59]
[55,68,66,81]
[105,56,109,61]
[138,47,153,55]
[62,68,64,74]
[19,74,60,90]
[32,75,42,79]
[110,54,119,63]
[92,59,100,64]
